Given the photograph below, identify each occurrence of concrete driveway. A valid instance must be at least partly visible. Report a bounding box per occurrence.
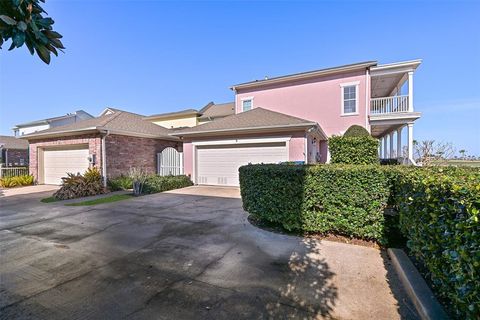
[0,186,418,319]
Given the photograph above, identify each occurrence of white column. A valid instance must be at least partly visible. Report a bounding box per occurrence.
[397,127,402,159]
[408,71,414,112]
[378,138,382,158]
[389,133,394,158]
[383,134,388,159]
[407,123,414,161]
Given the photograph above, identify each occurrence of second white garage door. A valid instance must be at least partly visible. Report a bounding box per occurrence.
[43,146,90,185]
[196,142,288,186]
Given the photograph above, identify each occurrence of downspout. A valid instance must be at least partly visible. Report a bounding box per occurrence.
[365,68,370,131]
[101,130,110,188]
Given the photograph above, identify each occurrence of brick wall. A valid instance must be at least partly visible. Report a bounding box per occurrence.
[28,134,102,182]
[105,134,179,178]
[2,149,29,166]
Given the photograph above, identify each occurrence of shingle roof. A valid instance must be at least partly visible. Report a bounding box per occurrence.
[198,102,235,119]
[171,108,317,136]
[143,109,199,120]
[0,135,29,149]
[21,109,178,140]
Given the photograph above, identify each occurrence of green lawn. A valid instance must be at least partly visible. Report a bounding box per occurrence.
[40,196,58,203]
[434,160,480,167]
[41,194,134,206]
[65,194,134,206]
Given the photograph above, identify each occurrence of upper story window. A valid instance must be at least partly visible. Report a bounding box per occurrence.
[241,98,253,112]
[340,82,359,115]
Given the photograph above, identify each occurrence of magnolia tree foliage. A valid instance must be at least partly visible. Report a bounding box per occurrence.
[0,0,64,64]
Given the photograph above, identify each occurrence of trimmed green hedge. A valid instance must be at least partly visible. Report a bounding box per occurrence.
[239,164,392,243]
[239,164,479,318]
[143,175,193,194]
[344,125,370,137]
[329,136,379,164]
[395,167,479,318]
[108,174,193,194]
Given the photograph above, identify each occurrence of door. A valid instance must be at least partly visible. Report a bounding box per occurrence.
[43,146,90,185]
[196,142,288,186]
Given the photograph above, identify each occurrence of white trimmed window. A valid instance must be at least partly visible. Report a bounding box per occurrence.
[242,98,253,112]
[340,82,359,115]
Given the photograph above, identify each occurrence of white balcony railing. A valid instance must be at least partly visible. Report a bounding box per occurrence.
[370,95,409,115]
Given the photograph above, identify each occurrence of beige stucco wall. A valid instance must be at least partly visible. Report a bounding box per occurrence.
[152,116,198,129]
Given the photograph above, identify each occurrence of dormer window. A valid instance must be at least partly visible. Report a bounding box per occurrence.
[241,98,253,112]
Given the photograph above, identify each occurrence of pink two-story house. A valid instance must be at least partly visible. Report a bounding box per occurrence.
[171,60,422,186]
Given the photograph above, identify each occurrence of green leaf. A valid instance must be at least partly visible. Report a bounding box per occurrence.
[46,43,58,56]
[44,30,62,39]
[17,21,27,31]
[50,37,65,49]
[12,31,25,47]
[35,45,51,64]
[0,15,17,26]
[25,35,35,55]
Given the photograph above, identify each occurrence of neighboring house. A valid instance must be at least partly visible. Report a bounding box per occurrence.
[12,110,94,137]
[0,135,29,166]
[172,60,422,186]
[21,108,180,185]
[144,102,235,129]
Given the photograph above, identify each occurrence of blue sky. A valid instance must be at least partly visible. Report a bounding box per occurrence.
[1,0,479,155]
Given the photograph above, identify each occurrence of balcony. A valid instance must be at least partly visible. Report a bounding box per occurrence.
[370,95,409,115]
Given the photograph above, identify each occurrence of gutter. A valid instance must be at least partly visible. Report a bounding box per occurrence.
[231,61,377,91]
[169,123,319,137]
[19,127,98,140]
[100,130,110,188]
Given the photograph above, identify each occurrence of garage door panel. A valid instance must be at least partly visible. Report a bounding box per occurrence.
[43,147,90,185]
[196,142,288,186]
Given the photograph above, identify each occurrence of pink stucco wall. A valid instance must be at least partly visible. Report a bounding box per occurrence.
[235,70,369,137]
[182,131,307,179]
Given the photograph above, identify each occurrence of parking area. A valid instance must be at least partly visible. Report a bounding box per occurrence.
[0,186,418,319]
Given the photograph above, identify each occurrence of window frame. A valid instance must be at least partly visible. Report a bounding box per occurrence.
[240,97,254,112]
[340,82,360,116]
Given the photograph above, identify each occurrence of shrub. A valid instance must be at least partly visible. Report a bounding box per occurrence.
[142,175,193,194]
[395,167,480,318]
[380,158,400,165]
[0,174,34,188]
[128,167,148,196]
[107,175,133,191]
[239,164,392,243]
[343,125,370,137]
[53,167,105,200]
[329,136,379,164]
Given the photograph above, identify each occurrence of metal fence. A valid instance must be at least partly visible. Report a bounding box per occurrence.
[0,165,29,178]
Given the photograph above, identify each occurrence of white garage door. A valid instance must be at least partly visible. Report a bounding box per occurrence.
[196,142,288,186]
[43,147,90,185]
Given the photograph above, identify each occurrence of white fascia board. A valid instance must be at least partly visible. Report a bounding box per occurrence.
[169,123,318,137]
[192,136,292,146]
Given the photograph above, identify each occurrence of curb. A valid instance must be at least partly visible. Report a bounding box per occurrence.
[388,248,449,320]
